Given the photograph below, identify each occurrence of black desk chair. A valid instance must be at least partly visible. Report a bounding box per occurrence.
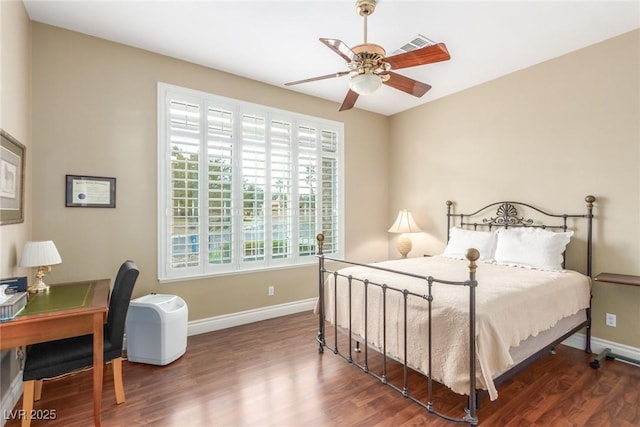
[21,261,139,425]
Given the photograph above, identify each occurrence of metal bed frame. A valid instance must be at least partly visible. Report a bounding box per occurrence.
[315,195,595,425]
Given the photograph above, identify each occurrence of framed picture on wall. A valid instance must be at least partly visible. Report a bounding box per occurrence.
[0,129,26,225]
[65,175,116,208]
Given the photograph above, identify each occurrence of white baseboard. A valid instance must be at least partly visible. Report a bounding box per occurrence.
[563,333,640,365]
[0,371,23,427]
[187,298,317,336]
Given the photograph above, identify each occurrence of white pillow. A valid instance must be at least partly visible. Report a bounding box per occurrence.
[494,227,573,271]
[442,227,497,262]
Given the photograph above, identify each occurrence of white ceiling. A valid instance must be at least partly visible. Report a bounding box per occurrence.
[23,0,640,116]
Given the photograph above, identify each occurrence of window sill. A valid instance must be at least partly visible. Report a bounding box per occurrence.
[158,258,321,283]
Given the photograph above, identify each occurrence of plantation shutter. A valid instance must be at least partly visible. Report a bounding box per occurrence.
[168,99,201,270]
[206,106,234,266]
[270,119,293,260]
[297,124,317,256]
[321,129,340,254]
[241,114,267,263]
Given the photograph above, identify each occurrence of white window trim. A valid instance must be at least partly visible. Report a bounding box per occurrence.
[157,82,344,282]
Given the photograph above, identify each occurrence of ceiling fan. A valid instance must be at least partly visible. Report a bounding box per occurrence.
[285,0,451,112]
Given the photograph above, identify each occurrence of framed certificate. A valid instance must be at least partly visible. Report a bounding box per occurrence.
[65,175,116,208]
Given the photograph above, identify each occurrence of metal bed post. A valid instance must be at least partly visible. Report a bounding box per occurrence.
[585,195,595,278]
[426,277,434,413]
[446,200,453,242]
[333,272,339,353]
[465,248,480,425]
[402,289,409,397]
[363,280,369,371]
[382,284,388,384]
[317,233,325,353]
[585,195,596,354]
[348,275,353,361]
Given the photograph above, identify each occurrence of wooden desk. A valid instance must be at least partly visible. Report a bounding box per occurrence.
[590,273,640,369]
[0,279,110,426]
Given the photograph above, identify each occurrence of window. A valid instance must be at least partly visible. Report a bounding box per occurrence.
[157,83,344,280]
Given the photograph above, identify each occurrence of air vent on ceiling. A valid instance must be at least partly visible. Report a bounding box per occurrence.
[391,34,436,56]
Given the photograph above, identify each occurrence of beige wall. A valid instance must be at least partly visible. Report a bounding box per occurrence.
[0,0,31,277]
[389,29,640,348]
[21,19,640,350]
[30,23,390,321]
[0,0,31,407]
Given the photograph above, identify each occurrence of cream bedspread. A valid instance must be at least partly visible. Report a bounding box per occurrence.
[318,255,591,401]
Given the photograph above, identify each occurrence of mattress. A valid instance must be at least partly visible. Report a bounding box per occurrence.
[507,309,587,368]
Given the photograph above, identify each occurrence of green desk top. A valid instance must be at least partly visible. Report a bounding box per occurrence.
[18,282,96,316]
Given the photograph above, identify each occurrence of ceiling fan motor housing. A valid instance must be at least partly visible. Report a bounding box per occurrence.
[351,44,390,79]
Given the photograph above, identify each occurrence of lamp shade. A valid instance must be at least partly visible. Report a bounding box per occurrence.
[19,241,62,267]
[388,210,422,234]
[349,73,382,95]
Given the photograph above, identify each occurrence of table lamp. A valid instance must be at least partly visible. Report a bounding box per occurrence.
[19,240,62,294]
[388,210,422,258]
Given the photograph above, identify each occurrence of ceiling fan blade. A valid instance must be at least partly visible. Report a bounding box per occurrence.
[382,72,432,97]
[320,38,360,63]
[285,71,350,86]
[339,89,359,111]
[385,43,450,70]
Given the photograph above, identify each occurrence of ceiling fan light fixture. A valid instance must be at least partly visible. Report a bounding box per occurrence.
[349,73,382,95]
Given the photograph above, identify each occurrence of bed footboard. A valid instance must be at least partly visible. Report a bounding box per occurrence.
[316,233,481,425]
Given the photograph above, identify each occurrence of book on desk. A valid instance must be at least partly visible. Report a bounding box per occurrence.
[0,276,27,292]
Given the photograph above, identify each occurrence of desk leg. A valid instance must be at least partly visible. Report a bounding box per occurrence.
[92,313,103,426]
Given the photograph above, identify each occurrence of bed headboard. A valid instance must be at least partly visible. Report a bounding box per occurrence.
[445,195,596,276]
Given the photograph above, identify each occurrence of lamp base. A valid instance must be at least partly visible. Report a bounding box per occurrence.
[28,275,50,294]
[396,235,412,258]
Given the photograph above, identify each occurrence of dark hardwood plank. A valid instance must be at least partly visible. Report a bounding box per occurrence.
[6,311,640,426]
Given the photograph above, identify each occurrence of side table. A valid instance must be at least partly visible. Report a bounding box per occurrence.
[589,273,640,369]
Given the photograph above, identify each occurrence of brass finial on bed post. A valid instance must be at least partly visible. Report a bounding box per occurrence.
[585,195,596,208]
[316,233,325,255]
[466,248,480,274]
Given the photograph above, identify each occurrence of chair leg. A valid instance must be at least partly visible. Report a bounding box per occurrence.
[34,380,43,401]
[112,357,126,404]
[22,380,35,427]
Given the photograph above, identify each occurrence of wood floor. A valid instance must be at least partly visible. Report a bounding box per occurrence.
[6,311,640,426]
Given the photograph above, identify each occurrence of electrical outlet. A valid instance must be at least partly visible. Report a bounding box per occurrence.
[605,313,616,327]
[268,286,275,296]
